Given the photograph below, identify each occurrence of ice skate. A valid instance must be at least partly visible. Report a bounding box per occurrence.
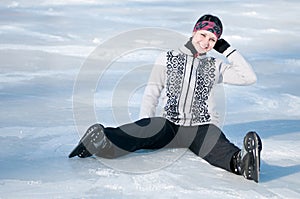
[241,131,262,182]
[69,123,106,158]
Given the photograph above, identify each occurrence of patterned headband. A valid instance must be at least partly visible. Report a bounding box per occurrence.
[193,20,222,39]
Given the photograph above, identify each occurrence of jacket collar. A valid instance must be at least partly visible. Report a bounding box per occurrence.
[179,37,207,59]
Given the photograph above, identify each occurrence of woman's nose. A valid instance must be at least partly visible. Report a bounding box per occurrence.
[202,39,209,47]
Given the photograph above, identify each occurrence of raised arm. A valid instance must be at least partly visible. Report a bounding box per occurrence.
[214,39,257,85]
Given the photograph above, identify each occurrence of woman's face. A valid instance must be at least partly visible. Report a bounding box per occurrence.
[192,30,217,54]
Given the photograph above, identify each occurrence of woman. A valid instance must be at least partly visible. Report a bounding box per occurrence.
[69,14,262,183]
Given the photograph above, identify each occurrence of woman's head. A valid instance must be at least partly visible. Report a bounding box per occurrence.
[191,14,223,54]
[193,14,223,39]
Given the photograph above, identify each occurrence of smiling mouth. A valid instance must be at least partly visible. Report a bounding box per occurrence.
[197,43,207,49]
[198,46,208,52]
[200,44,208,49]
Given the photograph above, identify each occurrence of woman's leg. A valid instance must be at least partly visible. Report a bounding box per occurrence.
[97,117,179,158]
[188,124,240,172]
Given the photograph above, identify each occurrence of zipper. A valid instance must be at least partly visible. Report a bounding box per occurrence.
[182,56,195,125]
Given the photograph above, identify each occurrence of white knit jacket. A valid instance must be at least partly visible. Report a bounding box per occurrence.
[139,45,257,126]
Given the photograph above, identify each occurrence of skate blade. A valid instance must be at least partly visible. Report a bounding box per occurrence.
[244,132,260,183]
[68,142,84,158]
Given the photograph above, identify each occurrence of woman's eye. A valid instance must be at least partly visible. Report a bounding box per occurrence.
[201,33,206,37]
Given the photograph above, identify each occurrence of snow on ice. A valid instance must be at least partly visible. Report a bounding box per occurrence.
[0,0,300,198]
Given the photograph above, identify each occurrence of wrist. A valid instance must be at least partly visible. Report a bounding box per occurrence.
[223,46,237,58]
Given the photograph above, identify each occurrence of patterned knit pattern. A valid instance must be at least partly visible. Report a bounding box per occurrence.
[192,57,216,123]
[164,50,216,125]
[164,50,186,122]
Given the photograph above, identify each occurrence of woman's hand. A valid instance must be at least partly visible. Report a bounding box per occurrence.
[213,38,230,53]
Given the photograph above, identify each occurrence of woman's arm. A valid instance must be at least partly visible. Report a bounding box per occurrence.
[220,46,257,85]
[139,52,166,118]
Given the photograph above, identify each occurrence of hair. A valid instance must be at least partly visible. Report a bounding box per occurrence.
[195,14,223,33]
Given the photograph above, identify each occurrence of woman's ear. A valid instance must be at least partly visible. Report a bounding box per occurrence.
[192,31,196,37]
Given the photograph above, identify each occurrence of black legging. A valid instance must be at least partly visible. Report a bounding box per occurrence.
[99,117,239,172]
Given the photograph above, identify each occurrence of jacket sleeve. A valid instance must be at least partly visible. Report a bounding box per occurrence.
[139,52,166,118]
[219,47,257,85]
